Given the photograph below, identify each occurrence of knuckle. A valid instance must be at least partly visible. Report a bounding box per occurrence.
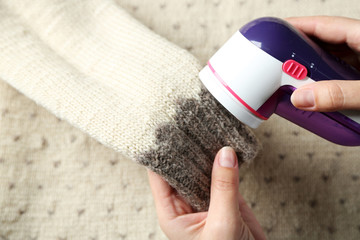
[350,30,360,52]
[325,82,345,109]
[213,178,236,192]
[239,199,249,210]
[212,221,229,232]
[209,217,240,233]
[158,217,169,230]
[212,219,232,232]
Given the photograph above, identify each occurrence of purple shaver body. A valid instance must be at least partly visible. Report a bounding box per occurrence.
[200,17,360,146]
[242,17,360,146]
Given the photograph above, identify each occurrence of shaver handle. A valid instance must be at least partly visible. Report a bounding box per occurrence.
[274,86,360,146]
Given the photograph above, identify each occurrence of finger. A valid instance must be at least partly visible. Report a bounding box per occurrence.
[207,147,240,219]
[286,16,360,52]
[147,169,177,220]
[205,147,255,239]
[291,80,360,111]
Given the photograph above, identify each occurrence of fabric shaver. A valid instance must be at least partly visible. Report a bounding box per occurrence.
[199,17,360,146]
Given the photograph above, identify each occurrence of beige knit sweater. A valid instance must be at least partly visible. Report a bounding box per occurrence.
[2,0,360,239]
[0,0,259,211]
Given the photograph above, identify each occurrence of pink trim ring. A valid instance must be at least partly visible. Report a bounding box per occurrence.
[207,61,268,120]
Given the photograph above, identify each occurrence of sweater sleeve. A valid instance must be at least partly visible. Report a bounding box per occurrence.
[0,0,260,211]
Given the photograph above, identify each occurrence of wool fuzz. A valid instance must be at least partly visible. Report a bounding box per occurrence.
[0,0,260,211]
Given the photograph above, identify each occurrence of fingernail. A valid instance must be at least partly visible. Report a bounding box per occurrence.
[292,89,315,108]
[219,147,236,168]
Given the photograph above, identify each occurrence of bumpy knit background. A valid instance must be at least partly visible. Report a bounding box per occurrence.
[1,0,360,240]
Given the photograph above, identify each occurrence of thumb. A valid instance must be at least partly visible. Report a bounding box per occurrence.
[204,147,255,240]
[208,147,240,219]
[291,80,360,111]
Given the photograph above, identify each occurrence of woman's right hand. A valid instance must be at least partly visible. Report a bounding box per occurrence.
[287,16,360,112]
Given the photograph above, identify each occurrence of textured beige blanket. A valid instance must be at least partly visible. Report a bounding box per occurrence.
[1,0,360,239]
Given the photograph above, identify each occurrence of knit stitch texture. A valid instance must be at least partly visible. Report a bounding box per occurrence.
[2,0,360,239]
[0,0,260,211]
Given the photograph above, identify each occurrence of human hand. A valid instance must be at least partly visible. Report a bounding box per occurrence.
[287,16,360,111]
[147,147,266,240]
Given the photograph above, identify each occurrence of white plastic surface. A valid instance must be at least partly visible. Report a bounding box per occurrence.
[199,65,264,128]
[200,31,360,129]
[208,32,316,110]
[199,31,317,128]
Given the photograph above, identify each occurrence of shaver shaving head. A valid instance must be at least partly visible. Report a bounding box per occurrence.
[199,17,318,128]
[199,19,286,128]
[199,62,266,128]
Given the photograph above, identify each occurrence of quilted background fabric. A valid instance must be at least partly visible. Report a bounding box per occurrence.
[1,0,360,239]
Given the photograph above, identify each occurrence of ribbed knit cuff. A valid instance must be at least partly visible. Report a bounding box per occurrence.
[138,87,260,211]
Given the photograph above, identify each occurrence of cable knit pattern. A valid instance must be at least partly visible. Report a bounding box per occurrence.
[1,0,360,239]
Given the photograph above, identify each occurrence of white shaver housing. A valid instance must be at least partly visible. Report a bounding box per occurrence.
[199,31,315,128]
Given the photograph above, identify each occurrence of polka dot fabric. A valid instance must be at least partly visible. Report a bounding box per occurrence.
[1,0,360,239]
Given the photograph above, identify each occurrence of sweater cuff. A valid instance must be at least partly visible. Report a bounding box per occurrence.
[138,86,260,211]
